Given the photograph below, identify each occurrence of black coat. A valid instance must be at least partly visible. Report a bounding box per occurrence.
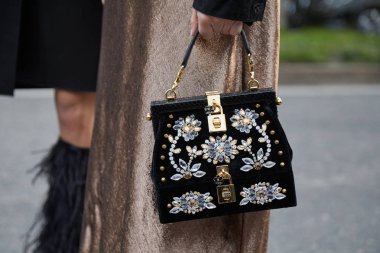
[0,0,22,95]
[0,0,265,96]
[193,0,266,25]
[0,0,103,96]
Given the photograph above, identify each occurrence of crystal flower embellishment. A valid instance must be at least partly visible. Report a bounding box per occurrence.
[169,191,216,215]
[201,134,239,164]
[173,115,201,141]
[239,182,286,206]
[230,108,259,133]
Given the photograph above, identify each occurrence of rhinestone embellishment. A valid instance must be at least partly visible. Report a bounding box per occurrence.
[169,191,216,215]
[237,125,275,171]
[239,182,286,206]
[168,115,206,180]
[230,108,259,133]
[170,158,205,181]
[173,115,201,142]
[201,134,239,164]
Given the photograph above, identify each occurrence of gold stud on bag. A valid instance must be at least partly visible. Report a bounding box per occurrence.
[149,31,297,224]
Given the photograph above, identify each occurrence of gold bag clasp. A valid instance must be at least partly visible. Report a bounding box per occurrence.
[216,165,236,204]
[206,91,227,133]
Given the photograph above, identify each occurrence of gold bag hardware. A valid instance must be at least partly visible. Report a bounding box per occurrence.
[206,91,227,133]
[216,165,236,204]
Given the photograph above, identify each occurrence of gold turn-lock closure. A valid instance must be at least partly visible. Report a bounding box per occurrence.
[206,91,227,133]
[216,165,236,204]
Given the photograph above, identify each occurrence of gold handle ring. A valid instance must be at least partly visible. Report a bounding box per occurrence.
[248,79,260,91]
[165,89,177,100]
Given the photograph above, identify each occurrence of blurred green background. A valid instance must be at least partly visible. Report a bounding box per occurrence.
[281,28,380,62]
[280,0,380,63]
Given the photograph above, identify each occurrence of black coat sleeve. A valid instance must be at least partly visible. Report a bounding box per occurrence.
[193,0,266,25]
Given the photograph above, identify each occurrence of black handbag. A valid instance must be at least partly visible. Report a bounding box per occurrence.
[149,31,296,224]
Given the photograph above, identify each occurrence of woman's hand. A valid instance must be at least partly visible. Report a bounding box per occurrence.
[191,8,243,40]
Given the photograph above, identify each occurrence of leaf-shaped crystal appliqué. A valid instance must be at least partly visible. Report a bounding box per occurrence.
[242,157,254,165]
[173,115,202,141]
[263,161,276,168]
[230,108,259,133]
[170,174,183,181]
[240,165,254,172]
[201,134,239,164]
[179,159,187,170]
[239,182,286,206]
[193,170,206,177]
[169,191,216,215]
[257,148,264,160]
[171,159,206,181]
[240,156,262,171]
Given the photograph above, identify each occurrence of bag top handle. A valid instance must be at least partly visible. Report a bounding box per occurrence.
[181,31,252,68]
[165,30,259,101]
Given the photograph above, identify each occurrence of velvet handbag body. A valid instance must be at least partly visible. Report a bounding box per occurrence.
[149,31,297,224]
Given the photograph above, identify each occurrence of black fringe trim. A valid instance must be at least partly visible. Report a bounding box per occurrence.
[25,139,89,253]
